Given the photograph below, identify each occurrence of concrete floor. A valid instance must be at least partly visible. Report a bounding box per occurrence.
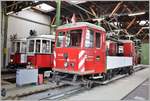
[2,66,149,100]
[64,67,149,100]
[123,79,149,100]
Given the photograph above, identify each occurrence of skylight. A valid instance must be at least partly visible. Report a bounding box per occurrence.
[69,0,87,4]
[34,3,55,12]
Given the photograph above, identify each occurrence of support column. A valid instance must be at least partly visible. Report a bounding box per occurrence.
[1,2,8,68]
[55,0,61,27]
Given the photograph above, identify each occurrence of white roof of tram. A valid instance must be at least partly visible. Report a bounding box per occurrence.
[57,22,106,32]
[12,38,26,42]
[27,35,55,41]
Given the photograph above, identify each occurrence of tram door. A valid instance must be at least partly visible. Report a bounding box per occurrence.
[94,30,106,73]
[84,29,95,71]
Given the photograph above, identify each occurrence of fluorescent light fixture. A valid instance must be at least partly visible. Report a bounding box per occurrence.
[34,3,55,12]
[139,20,146,26]
[128,12,145,16]
[70,0,86,4]
[22,6,31,11]
[6,11,14,15]
[34,0,39,3]
[142,27,150,29]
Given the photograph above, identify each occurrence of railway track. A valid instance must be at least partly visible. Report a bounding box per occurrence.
[3,65,148,100]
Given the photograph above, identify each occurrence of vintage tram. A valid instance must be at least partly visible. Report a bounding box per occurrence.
[7,38,27,69]
[27,35,55,71]
[52,22,135,86]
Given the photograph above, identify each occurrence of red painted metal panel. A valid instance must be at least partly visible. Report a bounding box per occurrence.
[109,42,117,56]
[123,42,136,65]
[34,54,52,69]
[54,26,106,75]
[27,54,53,69]
[27,55,35,67]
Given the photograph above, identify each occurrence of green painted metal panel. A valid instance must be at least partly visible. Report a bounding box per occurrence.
[141,43,149,65]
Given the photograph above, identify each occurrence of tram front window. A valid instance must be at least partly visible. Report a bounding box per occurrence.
[56,32,65,47]
[21,42,26,53]
[36,40,40,53]
[11,42,15,53]
[16,42,20,53]
[29,40,34,52]
[65,29,82,47]
[85,29,94,48]
[42,40,50,53]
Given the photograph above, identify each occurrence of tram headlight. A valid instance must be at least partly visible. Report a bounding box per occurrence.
[28,62,31,65]
[10,59,13,62]
[64,62,68,68]
[70,63,75,67]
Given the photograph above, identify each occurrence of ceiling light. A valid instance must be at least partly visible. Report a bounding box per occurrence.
[6,11,14,15]
[22,6,31,11]
[34,3,55,12]
[34,0,39,3]
[69,0,86,4]
[128,12,145,16]
[139,20,146,26]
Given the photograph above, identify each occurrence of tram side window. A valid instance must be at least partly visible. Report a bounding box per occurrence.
[29,40,34,52]
[96,32,101,48]
[66,29,82,47]
[16,42,20,53]
[21,42,26,53]
[11,42,15,53]
[56,32,65,47]
[42,40,50,53]
[36,40,40,53]
[85,29,94,48]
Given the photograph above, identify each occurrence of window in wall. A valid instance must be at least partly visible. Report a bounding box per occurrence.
[65,29,82,47]
[42,40,50,53]
[56,32,65,47]
[21,42,26,53]
[85,29,94,48]
[96,32,101,48]
[16,42,20,53]
[29,40,34,52]
[36,40,41,53]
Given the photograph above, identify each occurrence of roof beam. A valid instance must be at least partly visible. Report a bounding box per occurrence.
[109,1,123,17]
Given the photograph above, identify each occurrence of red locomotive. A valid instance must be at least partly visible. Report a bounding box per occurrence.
[7,38,27,69]
[52,22,135,86]
[26,35,55,71]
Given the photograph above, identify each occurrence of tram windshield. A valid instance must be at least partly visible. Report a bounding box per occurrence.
[56,29,82,48]
[28,39,51,54]
[11,42,15,53]
[21,42,26,53]
[29,40,34,52]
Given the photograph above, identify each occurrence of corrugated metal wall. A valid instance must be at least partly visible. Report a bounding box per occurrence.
[141,43,149,65]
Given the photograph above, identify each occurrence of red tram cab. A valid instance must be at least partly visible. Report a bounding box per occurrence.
[27,35,55,70]
[53,22,134,77]
[8,38,27,68]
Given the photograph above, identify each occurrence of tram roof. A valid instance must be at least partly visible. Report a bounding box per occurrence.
[12,38,26,42]
[27,35,55,41]
[57,22,106,32]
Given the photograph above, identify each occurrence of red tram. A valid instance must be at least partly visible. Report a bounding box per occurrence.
[7,38,27,68]
[52,22,135,86]
[27,35,55,71]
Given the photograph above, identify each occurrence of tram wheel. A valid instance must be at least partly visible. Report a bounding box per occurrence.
[128,67,134,75]
[1,88,6,97]
[86,81,93,89]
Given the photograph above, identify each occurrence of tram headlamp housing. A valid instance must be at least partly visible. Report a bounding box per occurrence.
[64,62,68,68]
[10,59,13,62]
[70,63,75,67]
